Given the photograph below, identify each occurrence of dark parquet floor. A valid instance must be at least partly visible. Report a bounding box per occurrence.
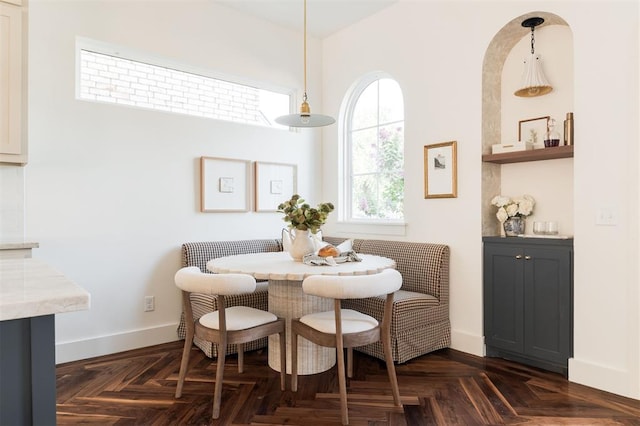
[56,341,640,425]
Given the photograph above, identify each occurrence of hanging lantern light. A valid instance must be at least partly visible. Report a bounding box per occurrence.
[514,17,553,98]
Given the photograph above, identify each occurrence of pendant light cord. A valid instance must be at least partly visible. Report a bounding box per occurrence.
[303,0,308,101]
[274,0,334,125]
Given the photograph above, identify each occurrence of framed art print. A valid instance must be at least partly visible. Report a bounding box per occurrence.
[254,161,297,212]
[200,157,251,212]
[518,116,549,144]
[424,141,457,198]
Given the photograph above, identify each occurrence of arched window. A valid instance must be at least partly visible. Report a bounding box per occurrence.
[343,74,404,221]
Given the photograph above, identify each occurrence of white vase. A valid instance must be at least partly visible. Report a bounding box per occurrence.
[284,229,316,261]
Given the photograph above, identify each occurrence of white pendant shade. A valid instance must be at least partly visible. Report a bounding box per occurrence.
[275,112,335,127]
[276,97,335,127]
[514,17,552,98]
[514,53,553,97]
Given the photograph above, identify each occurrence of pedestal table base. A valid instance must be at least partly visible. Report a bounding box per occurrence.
[267,279,336,375]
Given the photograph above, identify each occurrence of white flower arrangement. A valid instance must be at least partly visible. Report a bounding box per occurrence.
[491,194,535,223]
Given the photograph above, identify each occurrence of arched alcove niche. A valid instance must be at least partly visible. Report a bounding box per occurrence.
[481,12,571,236]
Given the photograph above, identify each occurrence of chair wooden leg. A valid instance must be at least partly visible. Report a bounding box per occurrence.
[212,342,227,419]
[335,334,349,425]
[291,322,298,392]
[382,332,402,407]
[237,343,244,373]
[175,329,194,398]
[278,326,286,390]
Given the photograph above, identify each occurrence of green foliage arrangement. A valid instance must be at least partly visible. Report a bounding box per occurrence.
[277,194,334,234]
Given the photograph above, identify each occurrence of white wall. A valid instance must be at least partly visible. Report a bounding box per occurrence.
[321,1,639,400]
[0,166,25,242]
[569,1,639,399]
[322,1,487,357]
[21,0,329,362]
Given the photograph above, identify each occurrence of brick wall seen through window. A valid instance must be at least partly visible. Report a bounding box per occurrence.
[79,49,289,128]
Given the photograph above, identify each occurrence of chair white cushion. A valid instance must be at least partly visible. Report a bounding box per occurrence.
[302,268,402,299]
[200,306,278,331]
[300,309,378,334]
[175,266,256,295]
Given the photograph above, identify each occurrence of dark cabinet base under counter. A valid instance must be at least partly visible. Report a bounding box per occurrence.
[0,258,90,425]
[483,236,573,376]
[1,315,56,425]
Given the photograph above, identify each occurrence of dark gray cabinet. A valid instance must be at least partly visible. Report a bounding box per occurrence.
[0,315,57,425]
[483,237,573,375]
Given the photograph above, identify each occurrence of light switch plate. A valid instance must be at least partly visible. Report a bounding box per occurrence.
[596,208,617,226]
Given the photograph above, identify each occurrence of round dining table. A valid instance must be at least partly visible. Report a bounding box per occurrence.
[207,251,396,375]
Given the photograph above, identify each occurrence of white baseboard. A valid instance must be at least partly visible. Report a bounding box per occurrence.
[569,357,638,400]
[55,323,180,364]
[56,326,486,362]
[450,329,484,357]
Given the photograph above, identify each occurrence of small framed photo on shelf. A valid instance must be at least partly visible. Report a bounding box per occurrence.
[200,157,251,212]
[424,141,457,199]
[518,116,549,145]
[254,161,297,212]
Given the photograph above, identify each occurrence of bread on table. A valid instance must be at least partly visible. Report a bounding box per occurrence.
[317,244,340,258]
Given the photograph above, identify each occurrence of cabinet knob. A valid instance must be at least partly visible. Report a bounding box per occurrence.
[515,255,522,259]
[525,255,531,260]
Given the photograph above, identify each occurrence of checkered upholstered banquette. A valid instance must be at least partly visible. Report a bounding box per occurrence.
[176,239,282,358]
[323,236,450,363]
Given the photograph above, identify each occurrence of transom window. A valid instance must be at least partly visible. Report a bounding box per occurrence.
[343,75,404,221]
[77,40,289,129]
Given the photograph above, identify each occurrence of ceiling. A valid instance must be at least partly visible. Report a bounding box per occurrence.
[214,0,398,38]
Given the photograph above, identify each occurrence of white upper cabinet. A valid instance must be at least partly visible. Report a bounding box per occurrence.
[0,1,25,164]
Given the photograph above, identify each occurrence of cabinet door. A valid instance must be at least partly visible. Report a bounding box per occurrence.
[0,3,21,155]
[483,244,525,353]
[523,246,572,364]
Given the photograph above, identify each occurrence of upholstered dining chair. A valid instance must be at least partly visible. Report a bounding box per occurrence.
[174,266,286,420]
[290,268,403,425]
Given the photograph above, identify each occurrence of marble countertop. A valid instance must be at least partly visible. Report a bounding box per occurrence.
[0,242,39,250]
[0,258,90,321]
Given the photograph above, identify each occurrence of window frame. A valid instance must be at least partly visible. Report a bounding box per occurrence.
[340,72,406,229]
[75,37,292,129]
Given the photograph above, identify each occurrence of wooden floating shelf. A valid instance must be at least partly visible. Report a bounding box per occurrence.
[482,145,574,164]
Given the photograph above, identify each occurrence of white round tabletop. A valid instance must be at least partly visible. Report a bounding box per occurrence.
[207,251,396,281]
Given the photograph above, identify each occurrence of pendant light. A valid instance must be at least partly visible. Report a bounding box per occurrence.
[275,0,335,127]
[514,17,553,98]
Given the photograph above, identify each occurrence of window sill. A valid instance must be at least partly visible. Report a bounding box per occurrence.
[331,221,407,237]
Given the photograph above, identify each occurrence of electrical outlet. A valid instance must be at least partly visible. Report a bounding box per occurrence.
[144,296,155,312]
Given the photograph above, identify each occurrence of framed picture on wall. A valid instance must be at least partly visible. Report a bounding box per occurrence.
[518,116,549,144]
[424,141,457,199]
[254,161,297,212]
[200,157,251,212]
